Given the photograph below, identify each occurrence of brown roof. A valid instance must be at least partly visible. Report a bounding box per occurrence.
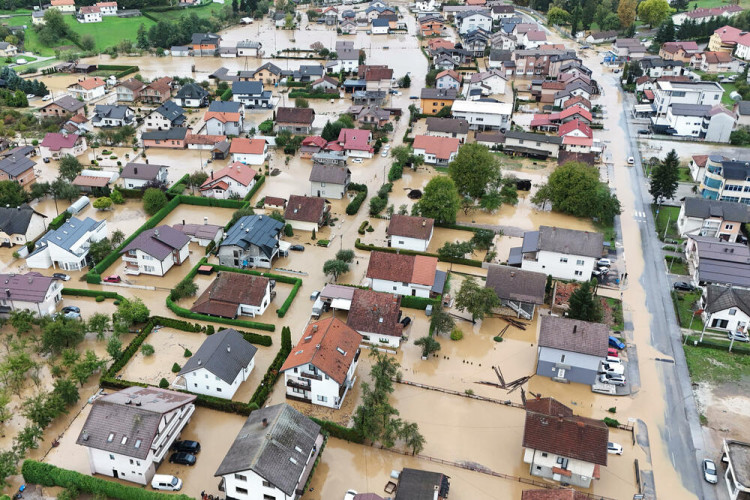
[276,106,315,125]
[117,78,145,92]
[284,195,326,223]
[366,251,437,287]
[563,96,591,109]
[72,175,110,188]
[485,264,546,304]
[387,214,434,241]
[542,81,566,90]
[186,133,226,145]
[265,196,286,207]
[70,77,106,90]
[145,76,172,95]
[360,65,394,82]
[412,135,461,160]
[230,138,266,155]
[537,316,610,357]
[191,272,269,318]
[347,288,403,337]
[521,489,590,500]
[522,398,608,466]
[280,317,362,385]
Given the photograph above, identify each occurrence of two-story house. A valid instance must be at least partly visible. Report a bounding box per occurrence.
[700,285,750,334]
[503,131,562,159]
[120,162,168,189]
[205,101,245,136]
[366,251,444,298]
[50,0,75,11]
[218,215,284,269]
[119,225,190,276]
[145,101,186,131]
[76,386,196,486]
[251,62,283,85]
[173,82,209,108]
[232,80,273,109]
[276,107,315,134]
[39,95,85,119]
[284,195,329,232]
[420,88,457,115]
[115,78,145,103]
[175,328,257,399]
[425,117,469,142]
[191,32,221,56]
[92,105,134,128]
[67,77,106,101]
[191,272,272,318]
[0,272,62,317]
[685,235,750,288]
[200,162,256,199]
[337,128,374,158]
[513,226,603,281]
[678,197,750,242]
[347,288,404,348]
[26,216,107,271]
[412,134,460,166]
[230,138,268,165]
[0,153,36,188]
[281,317,362,409]
[536,316,610,385]
[455,10,492,34]
[39,133,87,160]
[142,128,188,149]
[309,164,350,199]
[77,6,102,22]
[141,77,174,104]
[0,205,47,247]
[387,215,434,252]
[653,80,724,115]
[451,99,512,131]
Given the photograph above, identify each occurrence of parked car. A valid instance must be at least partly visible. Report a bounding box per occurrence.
[52,273,70,281]
[61,306,80,314]
[592,267,609,277]
[351,158,363,163]
[381,150,389,157]
[600,361,625,375]
[637,129,650,135]
[607,442,623,455]
[728,331,750,343]
[627,156,635,165]
[609,336,626,350]
[599,373,626,386]
[310,290,320,301]
[62,311,81,320]
[26,94,35,99]
[290,244,305,251]
[673,282,695,292]
[613,68,621,74]
[173,440,201,454]
[400,316,411,328]
[703,459,718,484]
[606,356,622,364]
[103,275,121,283]
[607,348,619,358]
[597,258,612,267]
[42,94,53,101]
[168,452,196,466]
[344,490,358,500]
[151,474,182,491]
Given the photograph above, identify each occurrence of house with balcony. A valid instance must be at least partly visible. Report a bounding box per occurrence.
[120,162,168,189]
[119,225,190,276]
[191,272,272,319]
[678,197,750,242]
[174,328,257,399]
[0,272,62,318]
[652,80,724,116]
[485,264,546,320]
[698,156,750,203]
[722,439,750,500]
[205,101,245,136]
[276,107,315,135]
[651,103,736,143]
[91,105,134,128]
[309,164,350,199]
[700,285,750,334]
[420,88,457,116]
[214,404,323,500]
[200,162,256,199]
[503,131,562,159]
[141,77,174,104]
[366,251,445,298]
[115,78,145,102]
[191,32,221,56]
[39,95,85,119]
[173,82,209,108]
[0,205,47,247]
[455,10,492,35]
[511,226,603,281]
[387,214,434,252]
[230,138,268,165]
[26,217,107,271]
[39,133,87,160]
[522,397,608,488]
[347,288,404,348]
[232,80,273,109]
[67,77,106,101]
[144,101,185,131]
[76,386,196,486]
[281,317,362,409]
[685,235,750,288]
[218,215,284,269]
[412,135,460,166]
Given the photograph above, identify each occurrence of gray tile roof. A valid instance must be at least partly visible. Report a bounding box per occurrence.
[705,284,750,316]
[394,468,450,500]
[683,197,750,223]
[485,264,546,304]
[208,100,242,113]
[505,130,563,145]
[531,226,603,258]
[738,101,750,116]
[220,215,283,258]
[309,164,350,184]
[120,225,190,260]
[0,272,56,303]
[691,236,750,287]
[141,128,188,141]
[425,117,469,134]
[538,316,609,357]
[93,104,132,121]
[76,387,196,460]
[34,216,104,253]
[0,154,35,177]
[120,162,166,180]
[175,82,209,100]
[232,80,264,95]
[153,100,185,123]
[179,328,257,383]
[420,88,458,100]
[670,103,710,117]
[0,205,45,236]
[214,403,321,496]
[46,95,85,113]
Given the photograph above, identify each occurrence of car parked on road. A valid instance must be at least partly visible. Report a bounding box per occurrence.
[627,156,635,165]
[609,336,626,350]
[400,316,411,328]
[103,275,121,283]
[607,442,623,455]
[173,440,201,454]
[637,129,650,135]
[673,282,695,292]
[599,373,626,386]
[608,348,619,357]
[703,459,718,484]
[606,356,622,364]
[290,244,305,251]
[351,158,363,163]
[599,361,625,375]
[728,331,750,342]
[61,306,80,314]
[52,273,70,281]
[168,452,196,466]
[597,258,612,267]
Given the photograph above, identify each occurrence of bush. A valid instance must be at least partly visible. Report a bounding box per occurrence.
[166,296,275,337]
[95,296,105,302]
[310,418,364,443]
[369,195,387,215]
[206,325,215,335]
[284,223,294,237]
[142,188,167,216]
[400,295,440,310]
[346,191,367,215]
[243,175,265,202]
[171,363,181,373]
[493,336,504,342]
[183,348,192,357]
[366,225,374,232]
[450,328,464,341]
[358,221,369,234]
[158,378,169,388]
[388,163,403,181]
[249,326,292,407]
[608,407,617,414]
[603,417,620,427]
[141,344,155,356]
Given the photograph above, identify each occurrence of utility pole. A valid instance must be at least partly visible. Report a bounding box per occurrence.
[663,213,670,241]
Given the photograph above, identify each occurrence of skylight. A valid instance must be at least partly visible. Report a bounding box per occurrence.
[107,433,115,442]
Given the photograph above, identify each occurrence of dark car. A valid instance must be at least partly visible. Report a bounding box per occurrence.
[609,336,626,350]
[61,306,80,314]
[637,129,650,135]
[168,452,196,466]
[400,317,411,328]
[673,281,695,292]
[173,440,201,454]
[52,273,70,281]
[290,245,305,252]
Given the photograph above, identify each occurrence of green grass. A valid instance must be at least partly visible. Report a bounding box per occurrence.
[594,219,616,244]
[672,289,704,329]
[665,256,688,275]
[64,15,156,51]
[3,57,58,73]
[683,344,750,383]
[156,1,227,21]
[5,13,31,26]
[721,82,739,107]
[678,167,693,183]
[693,0,750,8]
[652,205,681,241]
[605,297,624,331]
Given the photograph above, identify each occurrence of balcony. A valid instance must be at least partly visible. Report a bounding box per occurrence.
[287,378,311,391]
[122,256,139,264]
[300,371,322,381]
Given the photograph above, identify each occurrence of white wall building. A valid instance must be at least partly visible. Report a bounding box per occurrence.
[701,285,750,333]
[451,99,512,131]
[515,226,603,281]
[457,11,492,34]
[26,217,107,271]
[0,272,62,317]
[119,225,190,276]
[386,214,434,252]
[200,162,257,199]
[653,80,724,115]
[366,251,441,298]
[120,163,168,190]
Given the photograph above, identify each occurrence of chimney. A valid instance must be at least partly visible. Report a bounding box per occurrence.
[573,325,577,333]
[204,217,208,225]
[211,170,213,179]
[183,219,185,225]
[262,418,268,427]
[313,324,318,332]
[154,229,159,237]
[145,159,149,164]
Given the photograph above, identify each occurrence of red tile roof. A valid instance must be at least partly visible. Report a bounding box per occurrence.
[557,118,592,138]
[436,69,460,82]
[302,136,327,148]
[230,138,266,155]
[559,105,592,122]
[191,272,269,318]
[347,288,403,337]
[366,251,437,287]
[201,162,256,189]
[562,136,593,147]
[413,135,461,160]
[338,128,373,152]
[40,133,80,151]
[280,317,362,385]
[387,214,434,241]
[70,77,105,90]
[521,489,590,500]
[204,111,240,123]
[713,25,743,43]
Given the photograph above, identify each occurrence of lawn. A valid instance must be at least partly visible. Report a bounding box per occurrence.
[604,297,624,331]
[672,289,703,330]
[652,204,681,241]
[720,82,738,107]
[665,255,688,275]
[156,1,227,21]
[3,57,58,73]
[594,218,616,244]
[678,167,693,183]
[64,15,156,51]
[683,344,750,383]
[693,0,750,8]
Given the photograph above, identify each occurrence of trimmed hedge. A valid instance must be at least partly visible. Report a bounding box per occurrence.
[400,295,441,310]
[62,288,124,301]
[118,187,145,199]
[166,174,189,198]
[250,326,292,407]
[288,90,338,99]
[243,175,266,202]
[166,296,276,336]
[346,191,367,215]
[49,211,72,230]
[434,221,481,233]
[354,238,483,267]
[277,279,300,318]
[22,461,192,500]
[95,64,139,79]
[311,417,365,443]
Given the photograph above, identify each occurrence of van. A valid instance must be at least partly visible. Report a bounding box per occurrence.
[311,297,324,318]
[151,475,182,491]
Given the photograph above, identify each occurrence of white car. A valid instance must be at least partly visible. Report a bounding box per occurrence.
[728,331,750,342]
[599,373,626,386]
[42,94,52,101]
[606,356,622,364]
[600,362,625,375]
[351,158,363,163]
[703,459,718,484]
[627,156,635,165]
[381,150,389,157]
[597,258,612,267]
[344,491,358,500]
[607,442,623,455]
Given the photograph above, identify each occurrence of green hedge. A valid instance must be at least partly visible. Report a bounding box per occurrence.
[166,174,190,198]
[346,191,367,215]
[311,418,365,443]
[288,90,338,99]
[682,335,750,355]
[178,194,247,209]
[354,238,483,267]
[49,211,72,230]
[243,175,266,202]
[277,279,300,318]
[22,461,192,500]
[95,64,139,79]
[118,187,145,199]
[166,296,276,336]
[250,326,292,407]
[400,295,441,310]
[62,288,125,301]
[434,221,481,233]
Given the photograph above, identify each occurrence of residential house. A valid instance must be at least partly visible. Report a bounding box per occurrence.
[291,65,325,83]
[39,95,85,119]
[733,32,750,60]
[386,214,434,252]
[191,32,221,56]
[419,16,444,37]
[518,29,547,49]
[337,128,374,158]
[503,130,561,159]
[660,41,701,62]
[329,43,358,74]
[300,136,327,158]
[309,164,350,199]
[700,285,750,333]
[170,45,190,57]
[536,316,610,385]
[585,30,618,45]
[653,80,724,115]
[552,81,594,107]
[709,25,744,53]
[672,5,742,26]
[230,138,267,165]
[49,0,76,12]
[75,387,196,486]
[141,77,174,104]
[451,99,512,131]
[651,103,736,143]
[412,134,460,166]
[347,288,404,347]
[91,105,134,128]
[172,222,224,247]
[272,11,286,27]
[205,101,245,136]
[284,195,329,231]
[360,65,394,92]
[0,272,62,317]
[26,217,107,271]
[436,69,461,90]
[214,404,322,500]
[394,469,451,500]
[236,40,261,57]
[475,131,505,149]
[322,6,338,25]
[463,28,491,57]
[142,128,188,149]
[191,272,272,318]
[523,397,609,488]
[562,95,592,111]
[463,69,507,98]
[119,225,189,276]
[281,317,362,408]
[77,5,101,22]
[174,328,256,399]
[485,264,546,320]
[639,57,684,78]
[31,10,46,25]
[420,88,457,115]
[366,251,444,298]
[512,226,603,281]
[145,101,186,131]
[120,162,168,189]
[354,106,390,128]
[67,77,106,101]
[39,133,86,160]
[115,78,145,103]
[455,10,492,35]
[96,1,117,15]
[251,62,283,85]
[232,80,273,109]
[218,215,284,269]
[0,153,35,188]
[0,205,47,247]
[340,19,357,34]
[311,76,339,92]
[425,117,469,142]
[72,174,112,193]
[416,0,438,11]
[678,197,750,242]
[276,107,315,134]
[491,4,515,21]
[173,82,209,108]
[200,162,256,199]
[614,38,647,60]
[736,101,750,127]
[685,235,750,288]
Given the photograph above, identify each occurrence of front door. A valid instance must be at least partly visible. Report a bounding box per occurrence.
[113,470,119,478]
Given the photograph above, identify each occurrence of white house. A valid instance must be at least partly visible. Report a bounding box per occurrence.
[309,164,351,199]
[416,0,438,11]
[386,214,434,252]
[67,77,106,102]
[0,205,48,247]
[463,69,507,97]
[456,10,492,35]
[536,316,610,385]
[677,197,750,242]
[232,80,273,109]
[217,215,284,270]
[191,272,272,318]
[347,288,404,348]
[144,101,186,131]
[119,225,190,276]
[205,101,245,136]
[173,82,209,108]
[451,99,512,131]
[701,285,750,334]
[284,195,329,232]
[200,162,257,199]
[39,133,87,160]
[76,387,196,486]
[214,404,323,500]
[412,134,460,166]
[236,40,261,57]
[0,272,63,318]
[172,222,224,247]
[26,217,107,271]
[229,138,267,166]
[436,70,461,90]
[337,128,374,158]
[513,226,603,281]
[120,163,168,189]
[653,80,724,115]
[371,18,390,34]
[175,328,258,399]
[96,1,118,15]
[366,251,443,298]
[77,5,102,22]
[49,0,76,13]
[281,317,362,409]
[91,105,134,128]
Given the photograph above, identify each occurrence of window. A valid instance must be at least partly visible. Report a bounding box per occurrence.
[217,387,222,392]
[235,487,248,495]
[107,433,115,442]
[109,454,115,460]
[121,436,128,445]
[725,224,734,230]
[576,259,584,266]
[541,452,548,457]
[234,474,247,481]
[729,308,737,316]
[559,257,568,263]
[574,270,582,276]
[262,480,272,488]
[317,395,328,402]
[129,459,134,465]
[263,495,276,500]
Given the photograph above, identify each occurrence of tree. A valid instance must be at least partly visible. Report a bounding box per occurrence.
[430,308,455,336]
[547,6,571,24]
[638,0,672,27]
[437,241,474,259]
[414,336,441,358]
[87,312,111,340]
[114,298,150,330]
[399,421,425,455]
[52,378,80,406]
[470,229,495,250]
[0,450,18,488]
[142,187,167,215]
[14,424,43,453]
[323,259,349,281]
[70,350,104,387]
[570,5,582,34]
[413,176,461,224]
[80,34,95,51]
[9,309,35,334]
[51,179,80,202]
[335,249,355,263]
[294,97,309,108]
[581,0,596,29]
[0,180,28,207]
[649,149,679,204]
[229,206,255,225]
[654,18,676,44]
[0,348,37,396]
[171,278,199,301]
[188,171,209,192]
[58,155,83,181]
[93,197,112,210]
[22,392,63,429]
[455,277,499,322]
[567,280,603,322]
[600,12,622,30]
[106,335,123,362]
[42,318,86,354]
[136,23,150,49]
[618,0,638,28]
[448,143,500,199]
[398,74,411,88]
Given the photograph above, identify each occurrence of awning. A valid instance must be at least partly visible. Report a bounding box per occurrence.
[330,298,352,310]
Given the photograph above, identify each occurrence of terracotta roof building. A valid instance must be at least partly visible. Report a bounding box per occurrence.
[284,195,329,231]
[412,135,461,166]
[366,251,443,299]
[347,288,404,347]
[191,272,272,319]
[386,214,434,252]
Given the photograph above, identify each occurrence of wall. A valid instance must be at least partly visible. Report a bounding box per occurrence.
[523,448,597,488]
[371,277,431,298]
[389,234,430,252]
[703,308,750,333]
[310,180,346,199]
[183,360,254,399]
[288,220,319,232]
[284,368,344,409]
[522,250,595,281]
[232,152,266,166]
[222,469,291,500]
[88,447,154,486]
[537,347,601,385]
